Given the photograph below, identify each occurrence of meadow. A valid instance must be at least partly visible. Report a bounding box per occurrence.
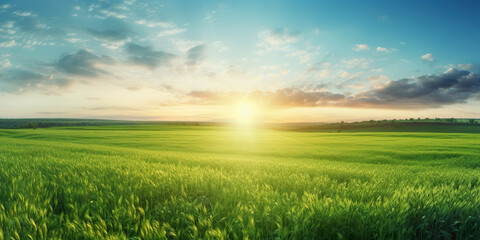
[1,125,480,239]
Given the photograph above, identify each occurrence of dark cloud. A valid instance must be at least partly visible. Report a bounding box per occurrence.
[124,43,176,69]
[87,28,129,41]
[86,21,131,41]
[351,68,480,108]
[0,49,116,93]
[186,44,207,66]
[0,69,73,93]
[0,69,43,91]
[55,49,114,77]
[15,17,58,34]
[187,69,480,109]
[3,14,65,39]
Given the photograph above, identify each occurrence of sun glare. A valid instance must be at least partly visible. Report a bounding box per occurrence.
[234,102,260,127]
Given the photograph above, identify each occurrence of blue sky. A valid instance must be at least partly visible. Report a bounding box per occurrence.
[1,0,479,122]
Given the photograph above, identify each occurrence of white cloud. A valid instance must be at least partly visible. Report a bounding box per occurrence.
[213,41,228,53]
[204,10,216,22]
[1,4,12,9]
[377,47,398,53]
[135,20,175,28]
[421,53,435,62]
[0,40,17,48]
[100,10,126,19]
[74,6,81,10]
[100,38,130,50]
[2,21,14,28]
[88,4,101,12]
[342,57,371,69]
[287,50,315,63]
[0,58,11,70]
[257,28,320,63]
[306,61,330,78]
[157,28,187,37]
[376,46,388,52]
[124,0,136,5]
[259,28,300,46]
[340,71,350,79]
[0,28,15,34]
[446,63,478,72]
[203,4,227,23]
[319,69,330,78]
[171,39,204,52]
[257,28,301,54]
[368,75,389,82]
[13,11,35,17]
[457,63,474,70]
[400,41,406,45]
[22,40,53,49]
[65,38,86,43]
[353,44,369,51]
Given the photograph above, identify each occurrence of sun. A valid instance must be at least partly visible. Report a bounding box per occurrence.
[234,101,260,127]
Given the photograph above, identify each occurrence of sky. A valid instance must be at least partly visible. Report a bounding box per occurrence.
[1,0,480,123]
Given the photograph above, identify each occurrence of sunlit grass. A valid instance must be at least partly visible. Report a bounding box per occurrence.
[1,125,480,239]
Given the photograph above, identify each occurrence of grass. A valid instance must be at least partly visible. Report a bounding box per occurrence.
[1,125,480,239]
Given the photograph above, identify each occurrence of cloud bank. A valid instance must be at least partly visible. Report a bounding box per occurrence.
[0,69,73,93]
[56,49,115,77]
[188,68,480,109]
[124,43,176,69]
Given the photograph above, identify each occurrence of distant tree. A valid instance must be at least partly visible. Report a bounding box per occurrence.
[446,118,456,123]
[26,122,39,130]
[409,118,414,121]
[469,119,476,124]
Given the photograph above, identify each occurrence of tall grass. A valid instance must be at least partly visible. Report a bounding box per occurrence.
[1,126,480,239]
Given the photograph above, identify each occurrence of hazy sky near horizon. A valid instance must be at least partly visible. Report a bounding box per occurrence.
[1,0,480,122]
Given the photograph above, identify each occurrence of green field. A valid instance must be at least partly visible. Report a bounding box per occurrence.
[1,125,480,239]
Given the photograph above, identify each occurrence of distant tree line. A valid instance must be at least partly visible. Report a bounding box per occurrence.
[358,118,477,125]
[0,119,225,129]
[1,118,479,130]
[290,117,480,132]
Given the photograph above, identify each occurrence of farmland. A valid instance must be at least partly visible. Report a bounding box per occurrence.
[1,125,480,239]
